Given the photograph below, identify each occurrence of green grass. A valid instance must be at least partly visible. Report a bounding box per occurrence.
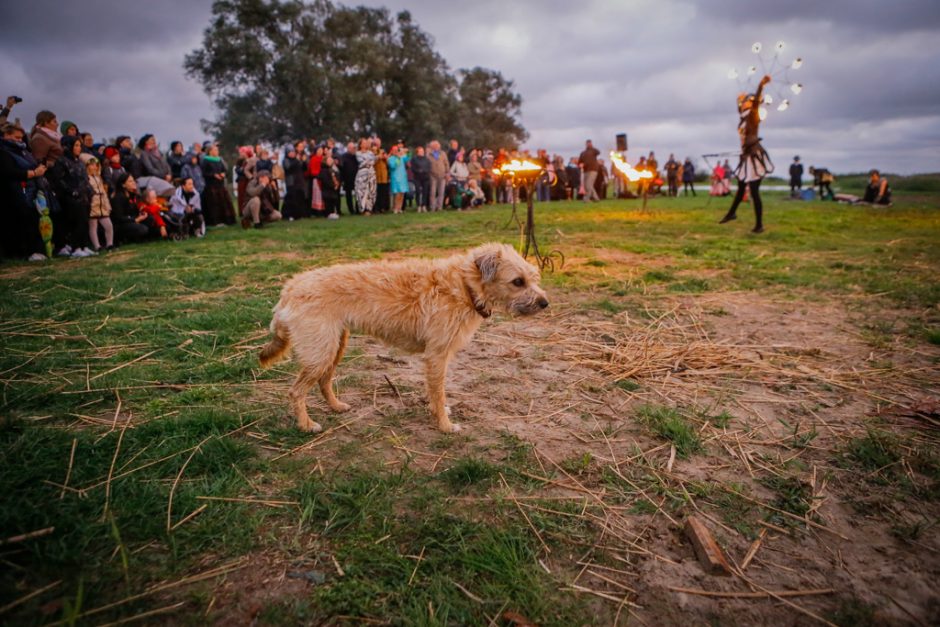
[636,404,702,458]
[1,189,938,624]
[290,465,590,624]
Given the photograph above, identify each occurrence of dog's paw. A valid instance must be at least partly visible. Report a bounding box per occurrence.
[330,402,351,413]
[298,421,323,433]
[438,422,462,433]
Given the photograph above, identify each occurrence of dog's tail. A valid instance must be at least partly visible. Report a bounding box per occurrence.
[259,315,291,368]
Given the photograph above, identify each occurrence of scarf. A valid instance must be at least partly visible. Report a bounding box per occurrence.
[37,126,62,143]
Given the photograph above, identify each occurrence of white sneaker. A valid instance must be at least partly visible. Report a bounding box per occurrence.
[28,253,47,262]
[71,248,92,258]
[327,213,339,220]
[82,247,98,256]
[57,245,73,257]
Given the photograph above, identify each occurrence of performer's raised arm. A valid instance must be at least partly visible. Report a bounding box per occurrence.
[751,75,771,125]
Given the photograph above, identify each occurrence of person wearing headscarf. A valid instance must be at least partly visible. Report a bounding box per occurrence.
[720,74,773,233]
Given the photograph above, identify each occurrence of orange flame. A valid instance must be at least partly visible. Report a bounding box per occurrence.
[492,159,544,177]
[609,152,652,182]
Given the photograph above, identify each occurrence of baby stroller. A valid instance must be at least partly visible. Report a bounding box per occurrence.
[160,210,204,241]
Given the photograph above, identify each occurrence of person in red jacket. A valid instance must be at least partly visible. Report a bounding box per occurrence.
[135,188,167,239]
[307,145,324,214]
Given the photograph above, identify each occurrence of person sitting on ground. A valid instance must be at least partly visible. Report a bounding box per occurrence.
[241,170,282,228]
[86,157,115,252]
[862,170,891,205]
[465,178,485,208]
[169,177,206,236]
[138,133,173,195]
[136,188,168,239]
[109,173,149,245]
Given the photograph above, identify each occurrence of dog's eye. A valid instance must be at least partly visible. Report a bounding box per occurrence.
[512,277,525,287]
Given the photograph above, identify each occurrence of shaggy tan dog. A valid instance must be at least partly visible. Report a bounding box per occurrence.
[259,243,549,433]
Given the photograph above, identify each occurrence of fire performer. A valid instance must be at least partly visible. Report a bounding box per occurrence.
[719,74,773,233]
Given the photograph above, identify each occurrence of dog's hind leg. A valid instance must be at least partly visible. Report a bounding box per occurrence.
[289,367,325,433]
[318,328,350,412]
[425,352,460,433]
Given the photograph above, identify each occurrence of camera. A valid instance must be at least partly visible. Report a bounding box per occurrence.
[12,96,22,104]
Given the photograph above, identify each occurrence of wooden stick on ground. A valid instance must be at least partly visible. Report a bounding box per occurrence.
[684,515,732,576]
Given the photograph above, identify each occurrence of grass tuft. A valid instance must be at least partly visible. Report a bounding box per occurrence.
[636,405,702,458]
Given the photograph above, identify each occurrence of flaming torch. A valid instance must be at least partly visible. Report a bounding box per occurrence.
[610,151,654,210]
[609,152,653,183]
[492,158,564,271]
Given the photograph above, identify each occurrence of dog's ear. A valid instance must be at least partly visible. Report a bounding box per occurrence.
[474,248,501,283]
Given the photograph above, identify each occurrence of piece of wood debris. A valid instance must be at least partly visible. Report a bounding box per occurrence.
[684,515,732,576]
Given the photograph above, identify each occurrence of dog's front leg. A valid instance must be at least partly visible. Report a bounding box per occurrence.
[425,354,460,433]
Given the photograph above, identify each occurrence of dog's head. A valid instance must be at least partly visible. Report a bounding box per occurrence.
[469,243,549,316]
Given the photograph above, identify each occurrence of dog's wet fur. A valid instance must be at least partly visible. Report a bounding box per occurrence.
[259,243,549,432]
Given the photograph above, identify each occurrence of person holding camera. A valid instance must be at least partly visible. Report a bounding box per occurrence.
[0,95,22,126]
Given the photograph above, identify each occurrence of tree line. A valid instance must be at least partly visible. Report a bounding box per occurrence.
[185,0,528,150]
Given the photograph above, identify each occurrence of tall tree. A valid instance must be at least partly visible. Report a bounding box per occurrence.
[185,0,526,149]
[455,67,528,150]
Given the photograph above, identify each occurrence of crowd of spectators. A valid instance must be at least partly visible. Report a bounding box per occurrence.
[0,96,893,262]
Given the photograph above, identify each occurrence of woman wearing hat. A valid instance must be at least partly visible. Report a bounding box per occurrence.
[720,74,773,233]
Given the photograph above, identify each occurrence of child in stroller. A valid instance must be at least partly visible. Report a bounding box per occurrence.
[167,177,206,239]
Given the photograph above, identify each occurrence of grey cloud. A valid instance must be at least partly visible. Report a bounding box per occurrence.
[2,0,939,173]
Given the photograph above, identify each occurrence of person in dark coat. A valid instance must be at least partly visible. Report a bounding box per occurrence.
[410,145,431,212]
[0,120,48,259]
[200,144,235,226]
[565,158,580,200]
[115,135,143,179]
[167,141,187,182]
[664,154,680,197]
[108,173,149,244]
[789,156,803,196]
[339,142,359,214]
[681,158,696,196]
[318,154,342,218]
[281,141,309,220]
[48,135,94,256]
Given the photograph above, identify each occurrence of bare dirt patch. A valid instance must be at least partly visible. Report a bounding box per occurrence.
[245,288,940,625]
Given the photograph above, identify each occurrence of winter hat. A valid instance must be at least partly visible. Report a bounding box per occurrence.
[104,146,120,160]
[60,120,78,135]
[137,133,154,150]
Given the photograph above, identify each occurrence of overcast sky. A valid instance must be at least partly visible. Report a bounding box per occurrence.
[3,0,938,174]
